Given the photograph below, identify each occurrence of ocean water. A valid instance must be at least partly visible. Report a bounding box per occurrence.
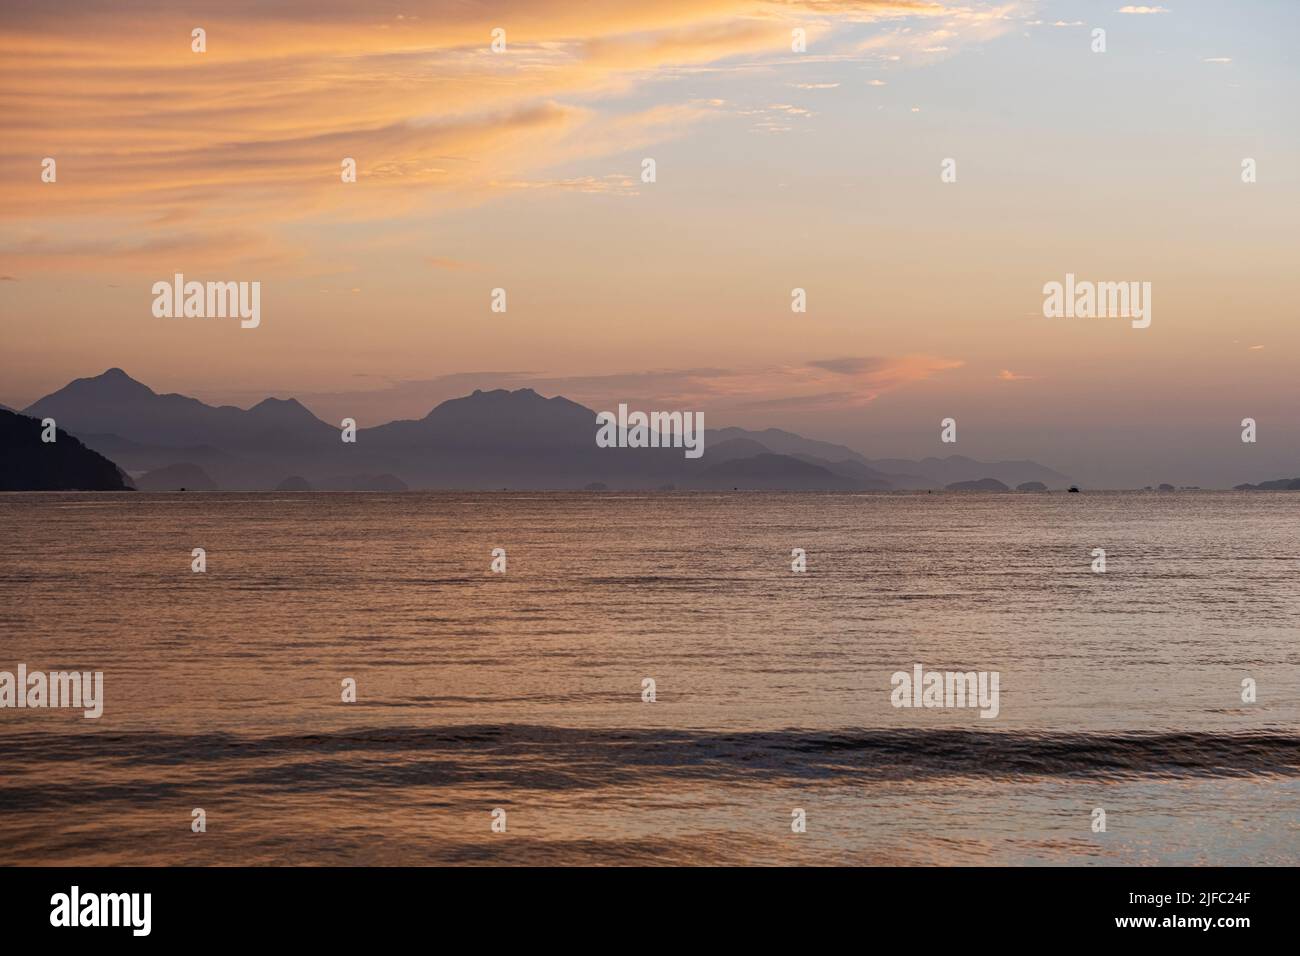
[1,491,1296,865]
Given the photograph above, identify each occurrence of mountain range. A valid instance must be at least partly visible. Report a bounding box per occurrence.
[8,368,1077,492]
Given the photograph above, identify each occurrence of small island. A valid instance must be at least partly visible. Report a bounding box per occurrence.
[1234,477,1300,491]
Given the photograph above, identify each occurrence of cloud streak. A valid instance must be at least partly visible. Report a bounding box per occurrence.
[0,1,1004,273]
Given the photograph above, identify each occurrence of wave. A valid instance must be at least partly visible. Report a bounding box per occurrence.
[2,726,1295,807]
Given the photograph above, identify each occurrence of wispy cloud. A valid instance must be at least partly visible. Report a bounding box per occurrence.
[0,2,1036,280]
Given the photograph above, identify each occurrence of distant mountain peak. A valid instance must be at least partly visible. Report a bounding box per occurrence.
[246,396,324,426]
[427,387,575,420]
[80,367,154,395]
[96,367,145,383]
[24,368,156,410]
[468,387,538,400]
[251,396,304,409]
[248,396,310,414]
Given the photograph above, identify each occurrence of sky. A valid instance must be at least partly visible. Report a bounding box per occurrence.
[1,0,1297,487]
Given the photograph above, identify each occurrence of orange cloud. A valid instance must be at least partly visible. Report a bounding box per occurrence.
[0,1,982,274]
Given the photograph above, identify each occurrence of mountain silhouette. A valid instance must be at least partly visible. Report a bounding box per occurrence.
[704,437,776,462]
[24,368,337,451]
[693,453,866,490]
[866,454,1070,490]
[365,388,595,450]
[705,426,869,464]
[10,369,1071,492]
[787,454,894,489]
[1233,477,1300,491]
[1,409,131,490]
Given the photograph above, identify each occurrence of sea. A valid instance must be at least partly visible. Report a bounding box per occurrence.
[1,491,1296,865]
